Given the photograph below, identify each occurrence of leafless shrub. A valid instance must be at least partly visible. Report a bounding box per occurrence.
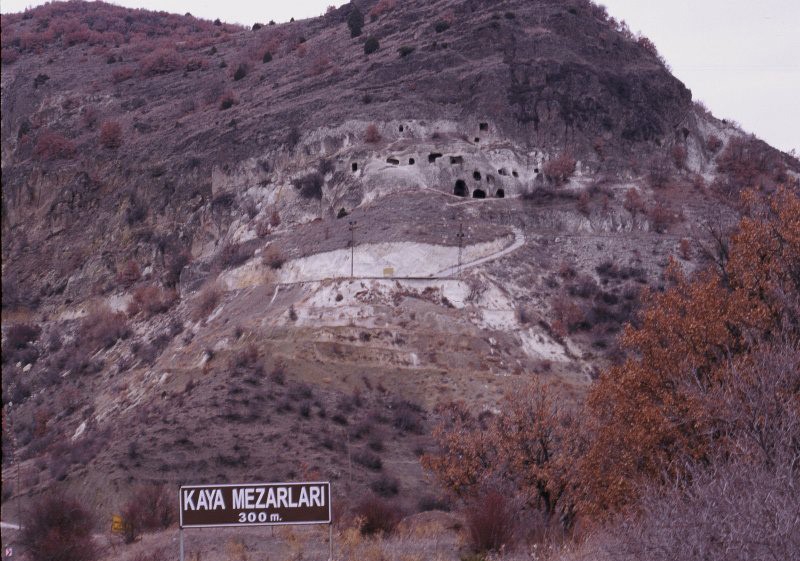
[370,475,399,497]
[262,245,286,269]
[354,495,400,536]
[163,249,191,287]
[80,308,130,351]
[293,172,324,200]
[139,48,183,76]
[648,202,679,233]
[599,457,799,561]
[122,484,176,543]
[354,450,383,471]
[707,135,723,153]
[465,488,518,554]
[543,152,577,186]
[22,492,96,561]
[6,322,41,351]
[269,209,281,228]
[623,187,646,217]
[192,283,221,321]
[218,242,254,268]
[128,284,178,318]
[671,144,687,169]
[116,259,141,287]
[230,343,260,372]
[364,123,381,143]
[391,399,424,433]
[99,120,122,149]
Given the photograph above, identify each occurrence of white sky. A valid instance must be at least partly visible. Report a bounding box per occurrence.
[1,0,798,153]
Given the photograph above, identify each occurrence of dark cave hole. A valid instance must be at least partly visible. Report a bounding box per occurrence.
[473,189,486,199]
[454,180,468,197]
[496,189,505,198]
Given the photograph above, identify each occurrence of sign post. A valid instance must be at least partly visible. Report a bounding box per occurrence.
[178,482,332,560]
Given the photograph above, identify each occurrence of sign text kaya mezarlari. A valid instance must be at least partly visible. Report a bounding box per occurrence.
[179,482,331,528]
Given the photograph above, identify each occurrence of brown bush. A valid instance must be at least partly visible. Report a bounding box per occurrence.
[80,308,130,351]
[129,284,177,318]
[671,144,687,169]
[269,209,281,228]
[192,283,220,321]
[465,489,518,553]
[116,259,141,287]
[219,90,238,110]
[293,172,324,200]
[707,134,723,153]
[354,450,383,471]
[111,65,136,83]
[122,484,176,543]
[623,188,646,217]
[577,189,591,216]
[139,48,183,76]
[679,238,692,260]
[368,0,396,20]
[99,120,122,149]
[262,245,286,270]
[163,249,190,287]
[647,202,678,233]
[647,155,673,188]
[34,130,75,160]
[364,123,382,143]
[354,495,400,536]
[543,152,577,186]
[6,323,41,350]
[22,492,96,561]
[370,475,399,497]
[218,242,253,268]
[232,62,248,81]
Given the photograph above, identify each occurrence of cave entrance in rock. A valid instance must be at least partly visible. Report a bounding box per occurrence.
[496,189,505,198]
[352,162,358,172]
[473,189,486,199]
[454,180,468,197]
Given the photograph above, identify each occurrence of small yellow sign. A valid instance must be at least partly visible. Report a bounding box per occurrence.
[111,514,125,534]
[383,267,394,277]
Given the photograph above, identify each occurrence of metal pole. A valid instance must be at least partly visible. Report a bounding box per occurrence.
[329,523,333,561]
[457,223,465,277]
[179,528,184,561]
[348,220,357,279]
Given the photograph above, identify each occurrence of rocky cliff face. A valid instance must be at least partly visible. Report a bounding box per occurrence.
[1,0,797,519]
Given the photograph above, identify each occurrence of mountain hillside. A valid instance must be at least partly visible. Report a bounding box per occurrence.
[1,1,798,558]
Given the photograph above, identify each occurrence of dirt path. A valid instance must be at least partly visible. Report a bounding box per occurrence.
[436,227,525,277]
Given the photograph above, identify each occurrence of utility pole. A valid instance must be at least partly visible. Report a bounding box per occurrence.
[456,222,465,277]
[348,220,357,279]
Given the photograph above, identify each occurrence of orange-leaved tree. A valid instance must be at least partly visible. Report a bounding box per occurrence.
[580,186,800,516]
[423,381,581,528]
